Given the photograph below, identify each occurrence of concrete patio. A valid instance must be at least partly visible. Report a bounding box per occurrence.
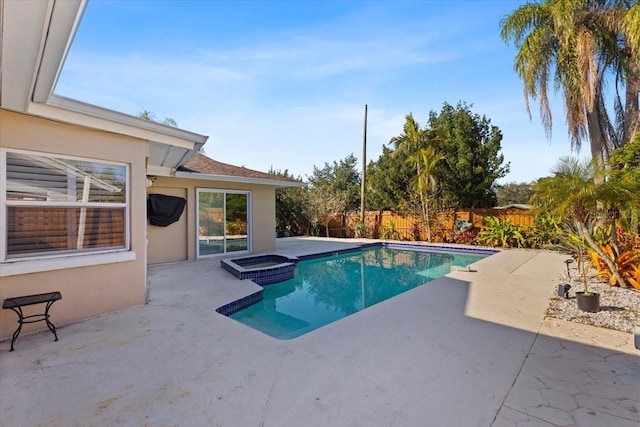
[1,237,638,426]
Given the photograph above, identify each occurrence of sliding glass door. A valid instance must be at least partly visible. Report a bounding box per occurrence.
[197,189,250,256]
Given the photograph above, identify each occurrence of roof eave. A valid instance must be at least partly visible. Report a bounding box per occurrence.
[45,95,208,146]
[170,171,307,188]
[28,98,208,169]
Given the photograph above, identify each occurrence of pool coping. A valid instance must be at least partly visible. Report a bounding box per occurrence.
[295,241,498,261]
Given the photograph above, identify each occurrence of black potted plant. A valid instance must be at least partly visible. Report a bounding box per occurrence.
[574,246,600,313]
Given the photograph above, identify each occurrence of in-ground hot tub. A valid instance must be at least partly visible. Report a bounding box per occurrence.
[220,253,298,286]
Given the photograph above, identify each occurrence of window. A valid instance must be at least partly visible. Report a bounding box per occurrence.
[197,189,250,256]
[1,149,129,261]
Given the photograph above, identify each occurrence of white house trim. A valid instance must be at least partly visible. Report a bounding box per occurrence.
[32,0,87,103]
[0,251,137,277]
[174,171,307,188]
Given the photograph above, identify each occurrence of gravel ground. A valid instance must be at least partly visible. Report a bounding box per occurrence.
[546,260,640,333]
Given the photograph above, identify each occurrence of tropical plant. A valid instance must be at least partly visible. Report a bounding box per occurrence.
[557,222,593,294]
[501,0,640,166]
[408,146,442,242]
[521,212,563,248]
[589,244,640,289]
[626,3,640,51]
[354,222,367,238]
[455,228,477,245]
[380,220,401,240]
[629,264,640,289]
[586,225,640,289]
[475,216,525,248]
[531,156,639,287]
[607,134,640,232]
[390,114,435,241]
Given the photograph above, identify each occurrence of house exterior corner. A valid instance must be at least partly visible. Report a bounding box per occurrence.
[0,109,148,341]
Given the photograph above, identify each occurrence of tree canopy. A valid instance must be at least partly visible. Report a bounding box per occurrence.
[367,102,510,210]
[307,154,361,212]
[496,182,535,206]
[365,145,414,211]
[427,102,509,208]
[304,154,361,236]
[271,168,307,235]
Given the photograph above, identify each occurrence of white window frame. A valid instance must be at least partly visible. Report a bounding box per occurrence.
[1,148,132,274]
[196,188,252,258]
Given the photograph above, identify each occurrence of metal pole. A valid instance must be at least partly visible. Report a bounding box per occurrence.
[360,104,367,225]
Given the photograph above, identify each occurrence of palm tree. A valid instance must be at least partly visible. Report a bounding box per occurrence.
[619,2,640,147]
[594,1,640,149]
[408,146,442,242]
[136,110,178,127]
[137,109,155,121]
[531,156,638,287]
[390,114,425,155]
[390,114,432,241]
[625,3,640,49]
[500,0,640,167]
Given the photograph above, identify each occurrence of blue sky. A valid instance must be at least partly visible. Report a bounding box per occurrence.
[56,0,577,184]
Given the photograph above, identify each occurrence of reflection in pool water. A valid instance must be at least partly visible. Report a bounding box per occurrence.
[230,246,488,339]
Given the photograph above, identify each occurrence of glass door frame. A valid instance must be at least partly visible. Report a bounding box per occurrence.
[196,188,251,258]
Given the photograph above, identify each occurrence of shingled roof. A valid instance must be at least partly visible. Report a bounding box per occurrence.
[179,153,301,185]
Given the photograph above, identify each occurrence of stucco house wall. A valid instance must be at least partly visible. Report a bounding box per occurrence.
[0,109,148,340]
[147,176,276,264]
[146,186,190,264]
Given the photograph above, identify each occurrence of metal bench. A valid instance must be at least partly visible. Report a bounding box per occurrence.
[2,291,62,351]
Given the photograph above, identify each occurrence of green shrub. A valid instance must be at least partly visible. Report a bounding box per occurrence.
[475,216,524,248]
[380,220,401,240]
[522,213,563,249]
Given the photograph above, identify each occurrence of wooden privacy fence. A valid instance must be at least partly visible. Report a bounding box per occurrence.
[328,208,535,242]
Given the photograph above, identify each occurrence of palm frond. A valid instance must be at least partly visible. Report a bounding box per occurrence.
[623,4,640,57]
[501,0,638,161]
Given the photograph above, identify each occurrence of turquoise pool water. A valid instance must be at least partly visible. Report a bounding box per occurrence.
[229,246,489,339]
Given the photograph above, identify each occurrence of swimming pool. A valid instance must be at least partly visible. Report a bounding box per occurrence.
[223,244,493,339]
